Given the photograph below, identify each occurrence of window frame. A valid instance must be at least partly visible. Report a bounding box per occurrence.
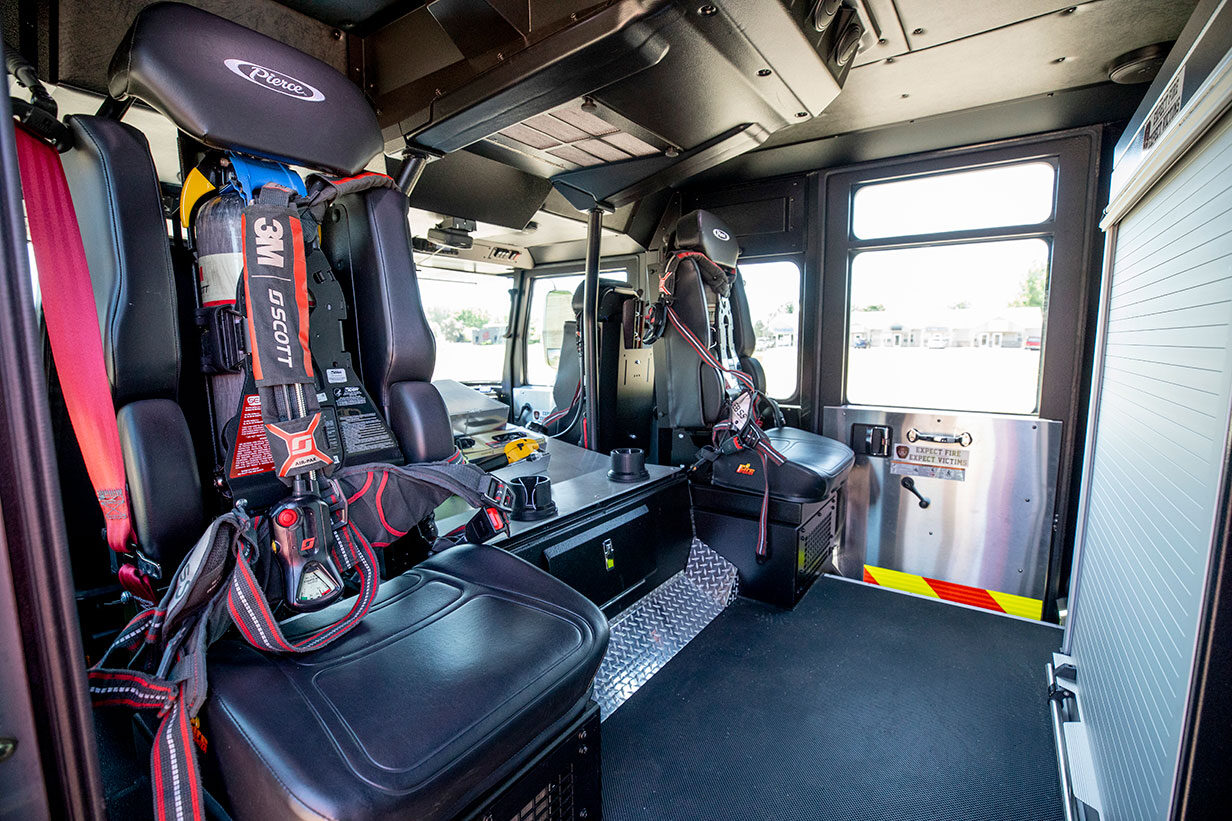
[513,254,641,389]
[849,159,1059,240]
[844,235,1056,415]
[819,132,1099,424]
[736,253,805,404]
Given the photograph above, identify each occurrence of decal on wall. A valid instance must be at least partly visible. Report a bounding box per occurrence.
[889,442,969,481]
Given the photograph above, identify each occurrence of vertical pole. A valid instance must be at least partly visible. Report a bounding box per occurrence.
[581,207,603,451]
[395,147,440,198]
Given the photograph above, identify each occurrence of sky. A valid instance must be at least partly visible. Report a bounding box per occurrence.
[853,161,1056,239]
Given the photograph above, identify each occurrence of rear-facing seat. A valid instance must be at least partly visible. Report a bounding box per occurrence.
[65,4,607,818]
[546,278,655,452]
[657,209,855,499]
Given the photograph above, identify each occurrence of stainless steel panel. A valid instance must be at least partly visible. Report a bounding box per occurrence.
[822,406,1061,601]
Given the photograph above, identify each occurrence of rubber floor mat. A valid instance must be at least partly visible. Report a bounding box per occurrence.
[602,577,1065,821]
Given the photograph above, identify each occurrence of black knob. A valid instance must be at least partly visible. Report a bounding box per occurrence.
[900,476,931,509]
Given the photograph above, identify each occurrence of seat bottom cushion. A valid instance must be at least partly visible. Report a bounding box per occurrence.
[711,427,855,502]
[202,544,609,821]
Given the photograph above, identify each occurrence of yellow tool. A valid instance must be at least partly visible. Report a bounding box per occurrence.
[503,438,540,464]
[178,165,215,227]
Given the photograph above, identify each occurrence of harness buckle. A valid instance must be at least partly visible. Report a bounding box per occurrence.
[482,476,515,511]
[197,305,247,373]
[324,478,349,527]
[134,548,163,581]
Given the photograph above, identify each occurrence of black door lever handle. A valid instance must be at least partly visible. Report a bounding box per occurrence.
[900,476,930,509]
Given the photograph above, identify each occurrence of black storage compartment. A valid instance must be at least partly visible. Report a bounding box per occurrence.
[692,483,840,609]
[511,476,693,616]
[542,504,659,608]
[464,702,601,821]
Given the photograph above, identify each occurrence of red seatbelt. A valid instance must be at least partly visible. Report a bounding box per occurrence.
[15,124,154,602]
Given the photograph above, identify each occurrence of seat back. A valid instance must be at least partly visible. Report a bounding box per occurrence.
[656,209,744,431]
[321,187,455,463]
[61,114,205,574]
[550,279,654,451]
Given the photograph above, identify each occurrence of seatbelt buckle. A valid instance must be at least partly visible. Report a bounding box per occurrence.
[481,476,515,511]
[134,548,163,581]
[463,506,510,544]
[323,478,349,528]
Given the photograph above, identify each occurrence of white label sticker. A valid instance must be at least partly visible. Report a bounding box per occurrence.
[889,442,969,482]
[326,368,347,384]
[1142,65,1184,152]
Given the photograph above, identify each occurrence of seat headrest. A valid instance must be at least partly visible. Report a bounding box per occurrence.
[570,278,626,314]
[108,2,381,175]
[673,209,740,269]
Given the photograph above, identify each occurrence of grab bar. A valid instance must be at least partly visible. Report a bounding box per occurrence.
[1046,662,1080,821]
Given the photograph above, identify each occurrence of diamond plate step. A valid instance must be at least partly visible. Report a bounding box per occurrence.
[594,540,738,720]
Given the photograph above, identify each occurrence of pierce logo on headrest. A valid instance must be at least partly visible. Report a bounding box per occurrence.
[712,228,730,241]
[224,59,325,102]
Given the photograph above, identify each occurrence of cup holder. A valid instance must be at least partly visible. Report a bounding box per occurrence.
[608,448,649,483]
[511,474,557,521]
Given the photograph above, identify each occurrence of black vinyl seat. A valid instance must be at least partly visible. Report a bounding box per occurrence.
[63,5,609,818]
[547,278,654,452]
[657,209,854,502]
[205,545,607,820]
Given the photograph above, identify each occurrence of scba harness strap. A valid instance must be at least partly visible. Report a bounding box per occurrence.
[89,458,511,821]
[242,182,334,480]
[647,250,788,559]
[87,507,372,821]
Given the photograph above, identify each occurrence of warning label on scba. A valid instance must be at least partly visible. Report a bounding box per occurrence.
[229,394,276,478]
[338,408,399,455]
[889,442,969,482]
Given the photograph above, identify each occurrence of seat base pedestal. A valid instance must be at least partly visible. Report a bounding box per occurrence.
[463,701,601,821]
[692,483,841,609]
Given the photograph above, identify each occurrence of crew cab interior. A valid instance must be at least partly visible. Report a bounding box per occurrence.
[2,2,1230,820]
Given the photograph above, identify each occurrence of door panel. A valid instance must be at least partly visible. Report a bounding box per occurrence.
[824,406,1061,618]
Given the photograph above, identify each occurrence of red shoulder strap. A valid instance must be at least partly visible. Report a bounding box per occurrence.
[15,125,149,597]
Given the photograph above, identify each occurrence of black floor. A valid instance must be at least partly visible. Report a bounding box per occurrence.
[602,578,1064,821]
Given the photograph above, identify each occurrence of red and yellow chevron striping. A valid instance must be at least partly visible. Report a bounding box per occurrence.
[862,564,1043,620]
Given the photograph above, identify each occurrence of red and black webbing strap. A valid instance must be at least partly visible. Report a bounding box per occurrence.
[88,504,378,821]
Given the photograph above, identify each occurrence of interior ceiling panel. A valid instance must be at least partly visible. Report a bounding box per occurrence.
[275,0,418,28]
[897,0,1082,50]
[759,0,1197,149]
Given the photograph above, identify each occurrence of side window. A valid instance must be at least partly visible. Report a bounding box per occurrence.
[843,160,1057,414]
[738,260,801,400]
[418,267,514,384]
[525,268,628,387]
